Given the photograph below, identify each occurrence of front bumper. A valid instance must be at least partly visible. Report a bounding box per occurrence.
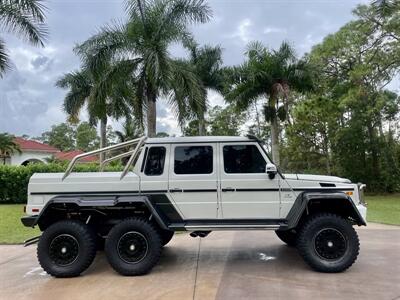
[21,215,38,227]
[356,203,367,225]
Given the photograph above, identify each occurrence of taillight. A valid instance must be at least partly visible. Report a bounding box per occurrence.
[32,208,39,213]
[23,206,26,213]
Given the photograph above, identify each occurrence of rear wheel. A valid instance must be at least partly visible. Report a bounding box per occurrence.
[105,218,162,276]
[37,220,97,277]
[275,229,297,247]
[297,213,359,273]
[160,230,174,246]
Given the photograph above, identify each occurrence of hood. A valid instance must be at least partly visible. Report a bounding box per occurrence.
[283,173,351,183]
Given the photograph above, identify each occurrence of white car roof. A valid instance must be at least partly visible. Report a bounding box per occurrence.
[146,136,255,144]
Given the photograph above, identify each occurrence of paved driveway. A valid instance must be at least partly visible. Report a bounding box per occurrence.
[0,223,399,300]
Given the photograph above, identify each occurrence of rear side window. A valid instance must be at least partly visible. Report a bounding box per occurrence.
[223,145,266,173]
[144,147,166,176]
[174,146,213,174]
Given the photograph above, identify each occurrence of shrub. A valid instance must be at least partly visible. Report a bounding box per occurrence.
[0,162,123,204]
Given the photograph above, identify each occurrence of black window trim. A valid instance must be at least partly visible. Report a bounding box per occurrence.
[140,147,149,172]
[143,146,166,176]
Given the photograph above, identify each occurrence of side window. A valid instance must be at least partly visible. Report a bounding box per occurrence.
[144,147,166,176]
[223,145,266,173]
[174,146,213,174]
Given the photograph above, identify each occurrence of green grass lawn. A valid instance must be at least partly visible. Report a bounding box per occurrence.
[0,195,399,244]
[365,194,400,225]
[0,204,40,244]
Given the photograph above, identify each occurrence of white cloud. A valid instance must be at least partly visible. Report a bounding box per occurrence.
[228,18,253,44]
[1,0,374,137]
[263,26,287,35]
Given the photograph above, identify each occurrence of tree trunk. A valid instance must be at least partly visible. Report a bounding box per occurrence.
[270,114,280,166]
[254,101,261,137]
[99,117,107,163]
[367,123,379,176]
[198,111,206,136]
[269,96,280,166]
[147,96,157,137]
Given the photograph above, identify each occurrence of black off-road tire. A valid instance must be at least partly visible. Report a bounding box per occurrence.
[105,218,162,276]
[37,220,97,278]
[275,229,297,247]
[297,213,360,273]
[160,230,174,246]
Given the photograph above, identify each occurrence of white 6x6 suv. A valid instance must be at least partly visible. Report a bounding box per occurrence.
[21,136,367,277]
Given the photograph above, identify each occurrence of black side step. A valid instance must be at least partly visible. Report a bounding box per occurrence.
[24,235,41,247]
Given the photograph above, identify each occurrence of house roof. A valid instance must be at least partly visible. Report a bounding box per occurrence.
[54,150,98,163]
[14,137,60,153]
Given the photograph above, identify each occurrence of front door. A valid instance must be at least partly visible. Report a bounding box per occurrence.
[218,142,281,219]
[168,143,218,219]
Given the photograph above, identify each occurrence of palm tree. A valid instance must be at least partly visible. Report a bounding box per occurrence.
[0,133,21,164]
[225,41,313,166]
[372,0,398,14]
[114,117,143,143]
[76,0,212,137]
[184,40,223,135]
[0,0,47,76]
[56,54,137,162]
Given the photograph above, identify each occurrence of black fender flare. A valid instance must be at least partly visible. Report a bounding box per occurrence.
[285,191,366,229]
[21,194,182,231]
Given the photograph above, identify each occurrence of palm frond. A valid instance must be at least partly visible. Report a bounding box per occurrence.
[245,41,266,61]
[124,0,149,20]
[57,70,92,119]
[153,0,211,42]
[16,0,47,22]
[74,21,129,75]
[167,58,206,125]
[0,0,48,46]
[0,38,10,76]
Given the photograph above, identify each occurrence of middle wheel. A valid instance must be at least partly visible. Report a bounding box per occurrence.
[105,218,162,276]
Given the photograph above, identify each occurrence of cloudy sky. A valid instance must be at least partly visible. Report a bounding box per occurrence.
[0,0,372,137]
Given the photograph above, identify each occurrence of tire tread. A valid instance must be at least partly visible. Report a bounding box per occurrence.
[37,220,97,278]
[297,213,360,273]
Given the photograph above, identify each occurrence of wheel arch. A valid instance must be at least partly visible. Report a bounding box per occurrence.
[31,195,171,231]
[286,192,366,229]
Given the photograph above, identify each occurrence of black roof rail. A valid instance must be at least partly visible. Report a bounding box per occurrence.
[246,134,264,144]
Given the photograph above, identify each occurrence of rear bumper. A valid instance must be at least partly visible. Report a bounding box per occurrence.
[21,215,38,227]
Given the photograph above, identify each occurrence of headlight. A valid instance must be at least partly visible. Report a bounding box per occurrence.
[358,183,367,205]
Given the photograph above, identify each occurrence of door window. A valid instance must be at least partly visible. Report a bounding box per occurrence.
[223,145,266,173]
[144,147,166,176]
[174,146,213,174]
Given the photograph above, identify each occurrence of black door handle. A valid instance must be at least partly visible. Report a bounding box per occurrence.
[222,187,235,192]
[169,188,183,193]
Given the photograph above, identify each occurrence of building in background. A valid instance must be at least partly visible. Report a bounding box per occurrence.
[2,138,97,166]
[10,137,60,165]
[54,150,97,163]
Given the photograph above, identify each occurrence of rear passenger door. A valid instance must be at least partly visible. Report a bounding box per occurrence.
[219,142,281,219]
[168,143,218,219]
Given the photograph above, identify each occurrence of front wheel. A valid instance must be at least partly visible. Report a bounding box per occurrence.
[37,220,97,277]
[105,218,162,276]
[297,213,360,273]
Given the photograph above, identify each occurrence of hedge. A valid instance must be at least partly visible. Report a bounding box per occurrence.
[0,163,123,204]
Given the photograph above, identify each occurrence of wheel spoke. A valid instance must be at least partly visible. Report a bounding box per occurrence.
[117,231,148,264]
[49,234,80,266]
[314,228,347,260]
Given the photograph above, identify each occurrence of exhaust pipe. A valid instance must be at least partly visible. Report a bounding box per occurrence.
[190,231,211,238]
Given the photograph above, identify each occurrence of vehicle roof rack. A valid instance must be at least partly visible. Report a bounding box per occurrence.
[62,136,147,181]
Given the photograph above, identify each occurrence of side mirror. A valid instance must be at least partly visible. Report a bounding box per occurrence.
[266,163,277,179]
